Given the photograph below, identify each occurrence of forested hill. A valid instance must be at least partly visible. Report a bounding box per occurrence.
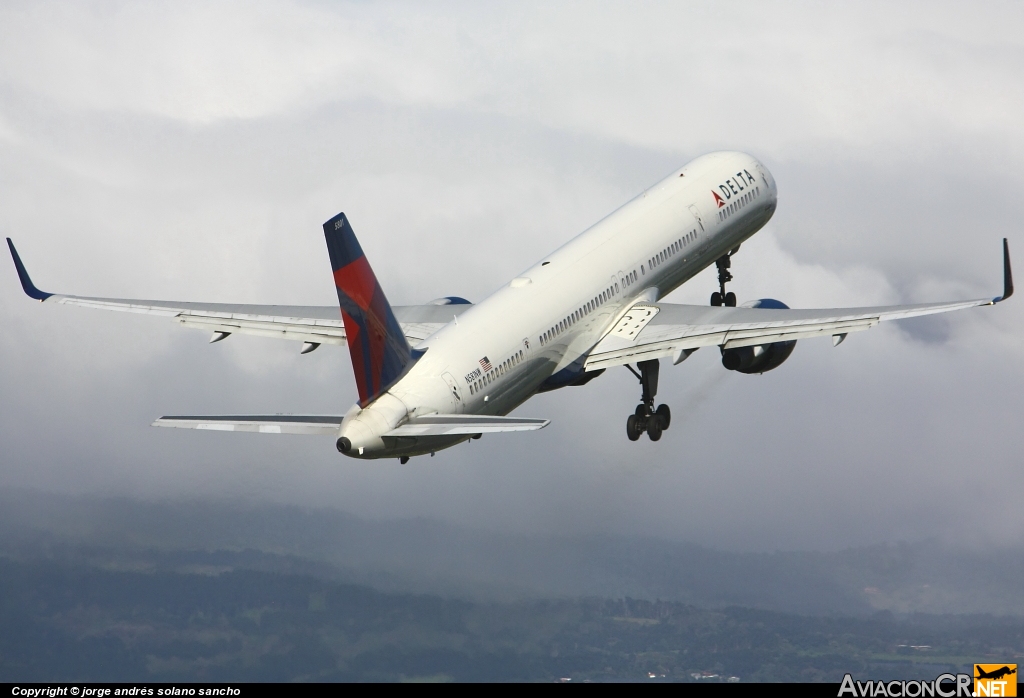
[1,557,1022,683]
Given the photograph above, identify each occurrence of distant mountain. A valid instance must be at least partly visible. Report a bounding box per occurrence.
[2,489,1022,616]
[3,556,1022,682]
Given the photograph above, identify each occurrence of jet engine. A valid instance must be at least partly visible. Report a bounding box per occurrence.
[720,298,796,374]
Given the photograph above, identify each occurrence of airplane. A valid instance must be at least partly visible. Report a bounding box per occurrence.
[7,151,1013,463]
[976,666,1017,681]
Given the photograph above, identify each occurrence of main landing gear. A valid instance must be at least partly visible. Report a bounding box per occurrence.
[625,359,671,442]
[710,248,740,307]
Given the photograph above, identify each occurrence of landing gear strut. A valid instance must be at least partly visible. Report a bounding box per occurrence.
[624,359,671,442]
[710,250,738,307]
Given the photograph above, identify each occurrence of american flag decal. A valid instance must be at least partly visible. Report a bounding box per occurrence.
[479,356,492,372]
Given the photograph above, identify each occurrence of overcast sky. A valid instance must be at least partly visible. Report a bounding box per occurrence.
[1,1,1022,552]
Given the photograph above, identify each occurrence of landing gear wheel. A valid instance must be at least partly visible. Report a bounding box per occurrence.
[647,418,662,441]
[626,414,642,441]
[635,404,646,418]
[714,253,737,307]
[656,404,671,430]
[399,456,410,464]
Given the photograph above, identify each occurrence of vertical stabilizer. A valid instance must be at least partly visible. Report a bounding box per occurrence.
[323,213,415,406]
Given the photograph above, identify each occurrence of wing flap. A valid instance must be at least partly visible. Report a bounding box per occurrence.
[721,318,878,349]
[152,415,342,435]
[176,315,347,345]
[386,414,550,436]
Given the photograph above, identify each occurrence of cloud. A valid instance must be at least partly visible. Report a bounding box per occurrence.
[1,1,1023,553]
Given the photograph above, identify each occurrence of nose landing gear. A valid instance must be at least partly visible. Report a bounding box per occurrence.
[624,359,671,442]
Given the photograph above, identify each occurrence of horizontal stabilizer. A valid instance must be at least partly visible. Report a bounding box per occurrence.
[386,414,550,436]
[152,415,342,435]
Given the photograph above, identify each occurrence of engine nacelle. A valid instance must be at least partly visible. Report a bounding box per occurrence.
[720,298,797,374]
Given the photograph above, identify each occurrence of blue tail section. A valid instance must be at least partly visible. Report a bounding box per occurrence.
[323,213,415,406]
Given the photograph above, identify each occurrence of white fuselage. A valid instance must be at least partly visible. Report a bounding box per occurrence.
[339,151,778,458]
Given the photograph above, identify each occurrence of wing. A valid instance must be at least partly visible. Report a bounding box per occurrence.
[7,238,468,346]
[585,239,1013,370]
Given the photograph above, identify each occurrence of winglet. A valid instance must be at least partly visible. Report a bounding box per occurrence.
[995,237,1013,303]
[6,238,52,301]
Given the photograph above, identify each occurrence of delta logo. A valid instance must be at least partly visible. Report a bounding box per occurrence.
[976,664,1017,697]
[711,169,758,208]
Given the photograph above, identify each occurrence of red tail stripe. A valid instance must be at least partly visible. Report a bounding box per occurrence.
[333,257,377,311]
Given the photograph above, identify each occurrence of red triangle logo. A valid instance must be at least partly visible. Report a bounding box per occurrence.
[712,191,725,208]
